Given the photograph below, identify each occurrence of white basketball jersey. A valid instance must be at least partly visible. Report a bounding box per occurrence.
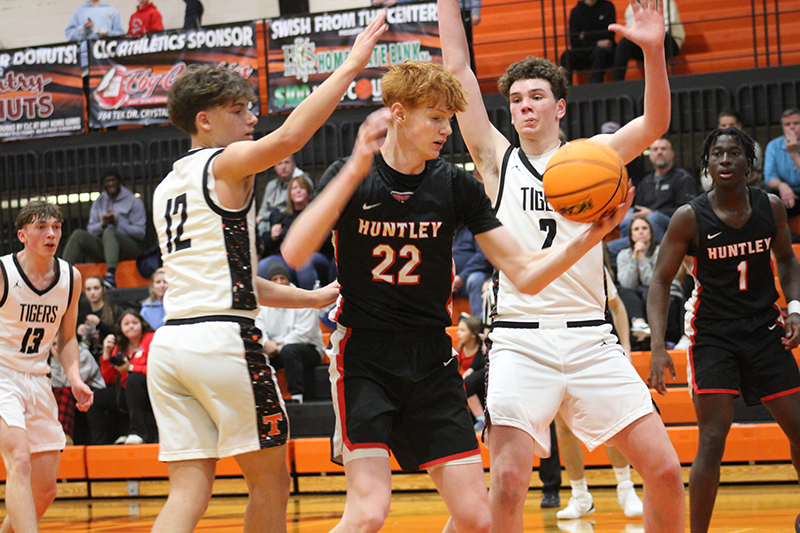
[153,148,259,322]
[0,254,73,375]
[493,145,605,321]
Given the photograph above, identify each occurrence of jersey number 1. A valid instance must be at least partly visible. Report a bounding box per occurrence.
[164,193,192,254]
[737,260,748,291]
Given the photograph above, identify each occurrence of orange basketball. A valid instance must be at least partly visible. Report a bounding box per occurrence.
[543,139,628,223]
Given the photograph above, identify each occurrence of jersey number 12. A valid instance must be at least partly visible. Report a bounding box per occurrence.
[164,193,192,254]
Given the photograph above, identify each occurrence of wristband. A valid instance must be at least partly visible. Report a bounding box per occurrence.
[788,300,800,316]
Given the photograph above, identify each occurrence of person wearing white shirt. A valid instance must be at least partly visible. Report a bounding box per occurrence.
[255,262,325,404]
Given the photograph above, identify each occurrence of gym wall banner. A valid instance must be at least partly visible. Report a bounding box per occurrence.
[88,22,261,128]
[267,2,440,113]
[0,44,84,141]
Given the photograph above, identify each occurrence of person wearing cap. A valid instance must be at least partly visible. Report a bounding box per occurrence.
[254,262,327,404]
[62,168,147,288]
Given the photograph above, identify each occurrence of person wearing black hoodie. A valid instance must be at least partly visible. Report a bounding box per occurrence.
[182,0,203,29]
[560,0,616,84]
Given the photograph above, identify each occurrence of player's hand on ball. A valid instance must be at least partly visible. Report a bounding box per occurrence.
[593,184,635,235]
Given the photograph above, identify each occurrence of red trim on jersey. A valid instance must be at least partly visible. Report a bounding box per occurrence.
[694,387,739,395]
[447,259,455,317]
[419,448,481,470]
[332,230,344,323]
[762,385,800,402]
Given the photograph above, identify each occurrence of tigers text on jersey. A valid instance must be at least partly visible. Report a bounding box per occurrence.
[0,254,73,375]
[688,188,780,321]
[153,148,259,322]
[493,145,605,321]
[324,154,501,330]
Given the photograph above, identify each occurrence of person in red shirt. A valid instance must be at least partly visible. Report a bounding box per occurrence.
[127,0,164,37]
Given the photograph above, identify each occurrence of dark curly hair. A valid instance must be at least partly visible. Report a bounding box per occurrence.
[497,56,569,103]
[699,127,755,178]
[167,64,256,135]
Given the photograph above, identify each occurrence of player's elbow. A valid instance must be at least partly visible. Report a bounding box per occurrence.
[280,243,305,270]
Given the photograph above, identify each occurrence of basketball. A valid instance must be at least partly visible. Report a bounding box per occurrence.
[543,139,628,223]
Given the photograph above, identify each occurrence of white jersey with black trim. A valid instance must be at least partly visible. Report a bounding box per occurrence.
[153,148,259,322]
[493,145,605,321]
[0,254,73,375]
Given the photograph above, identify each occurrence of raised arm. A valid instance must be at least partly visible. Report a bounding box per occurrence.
[58,268,94,411]
[282,109,389,269]
[475,186,633,295]
[646,205,695,394]
[214,11,388,182]
[438,0,509,201]
[770,195,800,349]
[596,0,670,164]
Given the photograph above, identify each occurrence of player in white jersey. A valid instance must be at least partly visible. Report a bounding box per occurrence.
[439,0,685,531]
[0,200,93,533]
[146,12,387,533]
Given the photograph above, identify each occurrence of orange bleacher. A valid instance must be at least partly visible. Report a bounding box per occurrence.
[73,260,148,288]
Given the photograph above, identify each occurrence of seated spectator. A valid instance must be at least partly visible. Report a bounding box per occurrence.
[560,0,616,84]
[77,274,122,360]
[453,225,493,317]
[258,175,330,289]
[140,267,167,330]
[612,0,684,81]
[50,335,105,445]
[254,262,326,404]
[127,0,164,37]
[702,109,765,191]
[455,314,487,431]
[257,155,310,241]
[607,137,697,260]
[88,332,128,445]
[765,108,800,216]
[616,218,658,344]
[63,168,147,288]
[103,309,157,444]
[65,0,124,41]
[182,0,203,29]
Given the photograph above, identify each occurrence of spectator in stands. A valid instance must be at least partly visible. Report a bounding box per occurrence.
[453,225,493,317]
[372,0,482,25]
[254,262,326,404]
[127,0,164,37]
[560,0,616,84]
[77,274,122,360]
[50,336,105,446]
[257,154,310,241]
[765,108,800,216]
[65,0,124,41]
[612,0,684,81]
[104,309,157,444]
[456,314,487,431]
[140,267,167,330]
[182,0,204,29]
[608,136,697,259]
[616,218,659,343]
[702,108,765,191]
[258,175,330,289]
[62,168,147,289]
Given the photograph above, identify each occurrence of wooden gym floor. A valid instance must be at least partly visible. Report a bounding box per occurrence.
[18,484,800,532]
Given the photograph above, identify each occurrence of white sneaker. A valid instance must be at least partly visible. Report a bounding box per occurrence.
[617,481,643,517]
[674,336,691,351]
[557,493,595,519]
[125,434,144,445]
[114,435,128,445]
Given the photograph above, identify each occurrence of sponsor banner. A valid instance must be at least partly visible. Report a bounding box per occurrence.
[267,2,440,113]
[88,22,260,128]
[0,44,84,141]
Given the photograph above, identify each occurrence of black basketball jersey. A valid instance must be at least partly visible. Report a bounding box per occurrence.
[323,154,501,330]
[688,188,780,321]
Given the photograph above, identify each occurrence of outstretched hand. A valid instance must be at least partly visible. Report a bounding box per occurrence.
[346,10,389,71]
[348,108,390,183]
[608,0,666,53]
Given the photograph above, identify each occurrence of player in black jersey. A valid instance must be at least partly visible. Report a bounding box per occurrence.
[648,127,800,533]
[282,62,631,533]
